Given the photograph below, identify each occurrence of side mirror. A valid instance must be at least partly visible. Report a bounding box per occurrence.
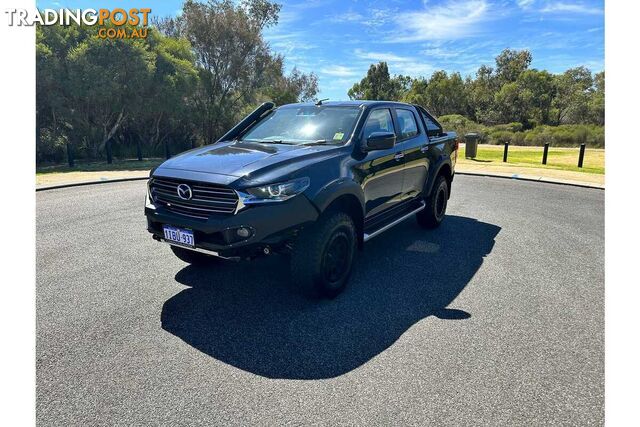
[427,128,442,138]
[365,131,396,151]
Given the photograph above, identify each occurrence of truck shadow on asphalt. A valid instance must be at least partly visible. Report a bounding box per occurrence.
[161,215,500,380]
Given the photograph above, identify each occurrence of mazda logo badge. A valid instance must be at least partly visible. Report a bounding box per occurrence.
[177,183,192,200]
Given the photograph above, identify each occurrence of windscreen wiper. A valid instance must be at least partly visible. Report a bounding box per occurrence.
[300,139,330,146]
[252,139,294,145]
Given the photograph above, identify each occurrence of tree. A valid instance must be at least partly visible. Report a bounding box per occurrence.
[262,62,319,105]
[134,29,199,159]
[516,69,555,125]
[552,66,594,124]
[468,65,499,124]
[425,71,467,116]
[493,69,555,125]
[36,24,94,166]
[495,48,532,84]
[402,78,429,108]
[348,62,409,101]
[590,71,605,125]
[66,25,155,163]
[176,0,283,143]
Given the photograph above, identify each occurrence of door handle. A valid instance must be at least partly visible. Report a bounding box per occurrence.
[420,145,429,153]
[394,152,404,161]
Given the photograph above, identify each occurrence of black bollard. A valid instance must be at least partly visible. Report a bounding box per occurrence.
[542,143,549,165]
[578,143,586,168]
[503,142,509,162]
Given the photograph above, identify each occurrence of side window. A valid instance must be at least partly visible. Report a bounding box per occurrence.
[363,109,394,138]
[422,112,442,137]
[396,109,419,140]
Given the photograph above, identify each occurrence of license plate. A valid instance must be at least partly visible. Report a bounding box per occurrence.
[163,225,195,247]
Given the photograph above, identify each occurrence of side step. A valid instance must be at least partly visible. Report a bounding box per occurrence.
[363,200,426,243]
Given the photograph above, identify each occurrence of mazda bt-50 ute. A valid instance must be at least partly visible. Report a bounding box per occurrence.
[145,100,458,297]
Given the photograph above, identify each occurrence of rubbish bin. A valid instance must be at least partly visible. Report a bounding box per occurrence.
[465,133,479,158]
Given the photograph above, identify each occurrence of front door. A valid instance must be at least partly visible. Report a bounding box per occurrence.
[354,108,405,218]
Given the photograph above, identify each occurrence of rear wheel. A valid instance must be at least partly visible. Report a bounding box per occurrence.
[417,175,449,229]
[170,245,220,266]
[291,212,357,298]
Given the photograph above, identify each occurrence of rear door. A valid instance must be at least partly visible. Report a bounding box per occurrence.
[417,107,453,178]
[393,107,429,200]
[355,107,405,218]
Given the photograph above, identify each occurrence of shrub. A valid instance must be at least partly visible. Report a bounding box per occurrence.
[422,114,603,148]
[520,125,604,148]
[438,114,488,143]
[489,122,523,133]
[476,123,604,147]
[36,128,67,164]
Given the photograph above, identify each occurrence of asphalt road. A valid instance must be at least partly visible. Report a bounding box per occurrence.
[36,176,604,426]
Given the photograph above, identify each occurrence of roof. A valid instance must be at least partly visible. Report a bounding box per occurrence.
[279,100,413,109]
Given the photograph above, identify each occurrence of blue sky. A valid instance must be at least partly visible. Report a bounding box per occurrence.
[38,0,604,100]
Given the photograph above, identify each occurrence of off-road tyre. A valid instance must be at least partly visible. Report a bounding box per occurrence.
[290,212,357,298]
[416,175,449,229]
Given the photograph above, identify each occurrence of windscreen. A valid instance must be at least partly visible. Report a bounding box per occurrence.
[241,106,360,145]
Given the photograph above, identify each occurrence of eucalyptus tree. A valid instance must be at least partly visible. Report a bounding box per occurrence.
[66,24,155,163]
[177,0,284,143]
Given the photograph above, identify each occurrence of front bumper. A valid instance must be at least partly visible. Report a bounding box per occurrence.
[145,193,319,257]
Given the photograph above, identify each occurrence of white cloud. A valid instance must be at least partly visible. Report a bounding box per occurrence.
[351,49,436,78]
[517,0,535,8]
[397,62,437,77]
[390,0,491,42]
[320,65,360,77]
[541,2,603,15]
[363,8,395,28]
[353,49,412,62]
[329,11,365,23]
[420,47,460,59]
[265,32,316,53]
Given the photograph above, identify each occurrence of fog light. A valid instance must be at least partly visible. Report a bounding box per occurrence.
[236,227,251,238]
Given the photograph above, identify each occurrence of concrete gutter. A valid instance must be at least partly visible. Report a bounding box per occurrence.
[36,176,149,192]
[456,171,604,190]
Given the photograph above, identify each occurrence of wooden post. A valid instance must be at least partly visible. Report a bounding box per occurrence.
[503,142,509,162]
[542,143,549,165]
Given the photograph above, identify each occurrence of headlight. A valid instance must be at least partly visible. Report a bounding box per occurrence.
[145,179,155,209]
[240,177,310,204]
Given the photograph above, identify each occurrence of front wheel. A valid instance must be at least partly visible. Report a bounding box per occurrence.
[290,212,357,298]
[417,175,449,229]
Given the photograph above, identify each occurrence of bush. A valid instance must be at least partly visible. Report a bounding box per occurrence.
[36,128,67,164]
[521,125,604,148]
[439,114,488,143]
[489,122,523,133]
[471,123,604,147]
[487,130,514,145]
[426,114,603,148]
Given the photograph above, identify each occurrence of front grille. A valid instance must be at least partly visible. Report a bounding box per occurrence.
[150,177,239,219]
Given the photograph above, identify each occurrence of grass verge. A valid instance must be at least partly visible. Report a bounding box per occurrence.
[459,144,604,174]
[36,158,164,175]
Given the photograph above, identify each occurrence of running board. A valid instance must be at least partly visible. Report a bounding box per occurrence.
[363,200,426,243]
